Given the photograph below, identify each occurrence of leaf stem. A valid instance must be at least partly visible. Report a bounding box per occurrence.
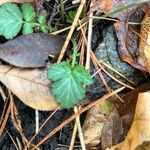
[71,50,76,68]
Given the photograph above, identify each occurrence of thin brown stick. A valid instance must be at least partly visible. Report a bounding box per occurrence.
[0,99,11,135]
[57,0,86,63]
[86,1,93,70]
[10,92,30,148]
[74,107,86,150]
[99,60,136,85]
[91,51,134,90]
[26,106,61,148]
[69,123,78,150]
[51,26,71,35]
[6,130,20,150]
[0,97,9,127]
[0,85,6,101]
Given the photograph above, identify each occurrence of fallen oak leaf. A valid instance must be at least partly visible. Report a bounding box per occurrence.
[0,33,65,68]
[106,91,150,150]
[0,64,59,110]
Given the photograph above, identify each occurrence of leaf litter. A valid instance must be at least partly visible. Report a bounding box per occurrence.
[0,0,150,149]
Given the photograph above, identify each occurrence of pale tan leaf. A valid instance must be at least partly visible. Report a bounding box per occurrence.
[0,0,34,5]
[0,65,59,110]
[144,46,150,73]
[107,91,150,150]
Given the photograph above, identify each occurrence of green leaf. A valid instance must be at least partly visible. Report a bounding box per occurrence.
[66,10,76,24]
[0,3,23,39]
[40,25,49,33]
[22,22,33,34]
[37,13,50,33]
[73,65,93,85]
[47,62,93,108]
[38,14,46,24]
[21,3,36,22]
[47,62,71,81]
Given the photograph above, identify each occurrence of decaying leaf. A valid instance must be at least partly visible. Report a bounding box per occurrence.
[0,0,34,5]
[107,91,150,150]
[0,65,59,110]
[90,0,150,71]
[138,11,150,73]
[0,33,65,68]
[83,100,122,150]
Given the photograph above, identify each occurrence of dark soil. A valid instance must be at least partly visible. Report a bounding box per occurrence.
[0,97,77,150]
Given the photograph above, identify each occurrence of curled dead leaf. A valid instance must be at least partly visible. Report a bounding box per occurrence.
[0,65,59,110]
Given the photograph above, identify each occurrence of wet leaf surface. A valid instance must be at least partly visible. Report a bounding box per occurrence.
[0,33,65,68]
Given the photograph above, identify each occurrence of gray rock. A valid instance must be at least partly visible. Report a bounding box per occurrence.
[86,25,145,100]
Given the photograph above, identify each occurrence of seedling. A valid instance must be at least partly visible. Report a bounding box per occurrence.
[0,3,54,39]
[47,40,93,108]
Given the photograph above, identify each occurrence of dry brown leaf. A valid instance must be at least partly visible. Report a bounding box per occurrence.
[83,100,122,150]
[107,91,150,150]
[83,106,106,148]
[0,65,59,110]
[0,0,34,5]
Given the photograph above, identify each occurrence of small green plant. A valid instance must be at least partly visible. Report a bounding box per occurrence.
[47,40,93,109]
[66,10,84,24]
[0,3,54,39]
[66,10,77,24]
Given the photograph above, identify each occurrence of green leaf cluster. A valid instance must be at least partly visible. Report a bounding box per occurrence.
[47,62,93,108]
[0,3,53,39]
